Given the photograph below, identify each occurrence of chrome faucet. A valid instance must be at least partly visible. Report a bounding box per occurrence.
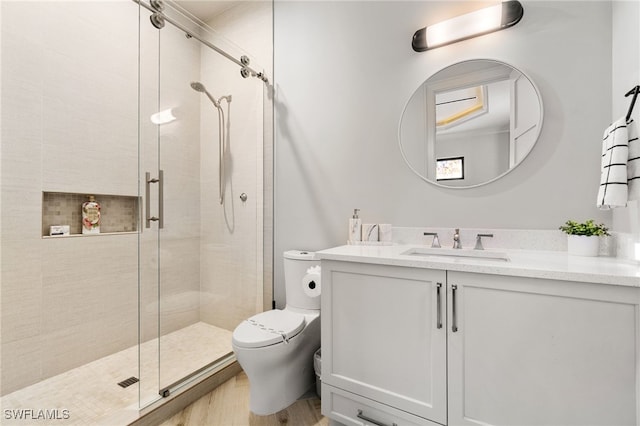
[452,228,462,249]
[423,232,441,248]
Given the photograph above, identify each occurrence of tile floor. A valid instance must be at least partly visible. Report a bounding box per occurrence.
[0,322,232,426]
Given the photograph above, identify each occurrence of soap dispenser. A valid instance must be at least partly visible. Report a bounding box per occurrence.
[348,209,362,243]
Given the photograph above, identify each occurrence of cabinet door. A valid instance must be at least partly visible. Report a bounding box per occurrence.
[448,271,640,426]
[321,261,447,424]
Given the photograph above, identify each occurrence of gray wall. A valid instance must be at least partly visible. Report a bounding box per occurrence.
[273,1,615,306]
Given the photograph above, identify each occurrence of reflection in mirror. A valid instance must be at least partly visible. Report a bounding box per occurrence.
[399,59,543,188]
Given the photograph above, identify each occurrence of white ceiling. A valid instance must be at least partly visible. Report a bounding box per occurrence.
[172,1,238,21]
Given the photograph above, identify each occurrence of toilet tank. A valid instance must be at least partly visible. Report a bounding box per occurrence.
[283,250,321,311]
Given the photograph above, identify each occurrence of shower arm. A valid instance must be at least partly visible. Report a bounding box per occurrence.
[133,0,269,83]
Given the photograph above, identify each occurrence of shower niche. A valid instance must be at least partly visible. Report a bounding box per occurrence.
[41,191,139,237]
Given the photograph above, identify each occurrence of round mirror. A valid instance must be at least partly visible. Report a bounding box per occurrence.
[399,59,543,188]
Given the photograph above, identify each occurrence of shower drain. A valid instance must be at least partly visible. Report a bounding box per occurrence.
[117,377,139,388]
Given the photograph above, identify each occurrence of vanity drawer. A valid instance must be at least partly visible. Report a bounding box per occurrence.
[322,384,440,426]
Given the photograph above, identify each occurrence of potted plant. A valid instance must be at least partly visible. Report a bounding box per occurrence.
[558,219,610,256]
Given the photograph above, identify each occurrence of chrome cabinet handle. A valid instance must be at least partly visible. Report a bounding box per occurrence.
[436,282,443,329]
[356,410,397,426]
[145,170,164,229]
[451,284,458,333]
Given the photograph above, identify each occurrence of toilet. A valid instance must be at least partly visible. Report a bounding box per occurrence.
[232,250,321,415]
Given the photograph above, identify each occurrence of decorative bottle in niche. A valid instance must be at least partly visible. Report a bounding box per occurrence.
[82,195,101,234]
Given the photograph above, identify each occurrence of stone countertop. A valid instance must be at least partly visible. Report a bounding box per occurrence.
[316,244,640,287]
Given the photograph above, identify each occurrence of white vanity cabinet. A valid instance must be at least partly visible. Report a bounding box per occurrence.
[448,271,640,426]
[321,260,447,426]
[321,259,640,426]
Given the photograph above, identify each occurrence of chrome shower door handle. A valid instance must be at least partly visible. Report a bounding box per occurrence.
[145,170,164,229]
[145,172,154,228]
[158,170,164,229]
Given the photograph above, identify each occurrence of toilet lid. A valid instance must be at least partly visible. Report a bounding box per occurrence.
[232,310,306,349]
[283,250,317,261]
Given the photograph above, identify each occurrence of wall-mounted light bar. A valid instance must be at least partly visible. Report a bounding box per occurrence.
[412,1,524,52]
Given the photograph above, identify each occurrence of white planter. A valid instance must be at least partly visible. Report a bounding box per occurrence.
[567,235,600,257]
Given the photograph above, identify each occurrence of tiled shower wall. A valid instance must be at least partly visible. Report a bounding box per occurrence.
[198,2,273,332]
[0,1,202,395]
[1,1,139,395]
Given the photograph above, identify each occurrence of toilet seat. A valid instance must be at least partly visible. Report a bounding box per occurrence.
[232,310,305,348]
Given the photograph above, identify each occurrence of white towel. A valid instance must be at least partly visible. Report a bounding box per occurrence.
[628,119,639,200]
[597,117,629,209]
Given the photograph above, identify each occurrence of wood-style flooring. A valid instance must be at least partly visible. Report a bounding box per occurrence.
[158,372,329,426]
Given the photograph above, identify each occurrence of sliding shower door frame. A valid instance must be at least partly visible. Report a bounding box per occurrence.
[136,0,272,410]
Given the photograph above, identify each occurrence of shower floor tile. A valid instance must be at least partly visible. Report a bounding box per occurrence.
[0,322,232,426]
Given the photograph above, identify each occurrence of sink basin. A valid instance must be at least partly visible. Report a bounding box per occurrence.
[401,247,510,262]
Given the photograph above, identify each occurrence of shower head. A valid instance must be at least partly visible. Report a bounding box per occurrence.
[190,81,206,92]
[190,81,219,108]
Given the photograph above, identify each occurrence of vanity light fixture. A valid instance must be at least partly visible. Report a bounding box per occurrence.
[412,0,524,52]
[150,108,177,125]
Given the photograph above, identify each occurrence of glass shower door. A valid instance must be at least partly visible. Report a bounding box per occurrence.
[138,1,267,405]
[138,2,162,407]
[154,14,216,397]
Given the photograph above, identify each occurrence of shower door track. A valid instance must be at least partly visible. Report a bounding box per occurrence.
[158,352,236,398]
[132,0,268,83]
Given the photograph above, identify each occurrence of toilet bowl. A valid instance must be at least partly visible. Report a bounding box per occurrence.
[232,250,321,415]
